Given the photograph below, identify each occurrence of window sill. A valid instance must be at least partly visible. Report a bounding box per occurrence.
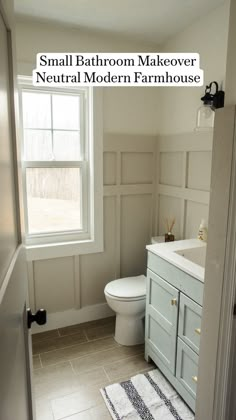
[26,237,104,261]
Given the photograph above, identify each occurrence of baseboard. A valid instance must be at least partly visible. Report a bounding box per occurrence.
[31,302,114,333]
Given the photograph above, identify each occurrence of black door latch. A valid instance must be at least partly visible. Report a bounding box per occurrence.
[27,308,47,329]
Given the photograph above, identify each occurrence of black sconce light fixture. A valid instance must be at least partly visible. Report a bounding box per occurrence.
[196,81,225,130]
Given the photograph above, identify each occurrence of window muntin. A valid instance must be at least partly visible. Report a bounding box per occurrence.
[20,85,89,243]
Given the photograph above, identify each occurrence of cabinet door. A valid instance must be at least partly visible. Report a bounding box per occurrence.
[145,269,179,374]
[178,293,202,354]
[176,338,199,401]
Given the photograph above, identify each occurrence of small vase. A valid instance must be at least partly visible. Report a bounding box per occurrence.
[165,232,175,242]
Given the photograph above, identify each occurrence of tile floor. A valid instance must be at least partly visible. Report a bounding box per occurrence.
[32,317,154,420]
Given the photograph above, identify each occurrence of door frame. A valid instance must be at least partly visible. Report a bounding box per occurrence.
[195,106,236,419]
[2,1,236,419]
[0,0,25,242]
[0,1,34,419]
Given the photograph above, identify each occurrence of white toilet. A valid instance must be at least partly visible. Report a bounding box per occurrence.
[104,275,146,346]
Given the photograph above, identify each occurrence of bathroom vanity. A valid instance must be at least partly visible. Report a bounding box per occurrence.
[145,239,206,412]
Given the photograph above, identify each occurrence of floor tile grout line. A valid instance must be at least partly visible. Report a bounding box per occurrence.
[57,324,114,338]
[33,321,149,420]
[34,335,117,358]
[33,358,149,380]
[49,398,56,420]
[66,354,146,381]
[49,380,105,406]
[35,375,109,409]
[103,365,111,382]
[39,345,118,368]
[56,329,114,339]
[32,329,60,344]
[32,336,102,357]
[68,360,113,383]
[33,318,115,341]
[57,352,146,380]
[38,353,43,369]
[57,328,62,338]
[33,360,76,374]
[32,333,89,352]
[39,348,144,369]
[35,367,178,420]
[83,329,90,342]
[38,365,152,404]
[56,402,99,420]
[101,352,146,369]
[69,360,77,376]
[80,333,114,343]
[106,366,156,386]
[86,333,114,343]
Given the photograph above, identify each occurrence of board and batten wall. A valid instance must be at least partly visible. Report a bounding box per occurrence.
[155,2,229,239]
[15,5,229,330]
[15,19,160,330]
[157,132,213,240]
[28,135,157,331]
[158,2,230,135]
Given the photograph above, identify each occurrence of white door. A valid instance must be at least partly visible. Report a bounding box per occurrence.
[0,6,33,420]
[0,249,33,420]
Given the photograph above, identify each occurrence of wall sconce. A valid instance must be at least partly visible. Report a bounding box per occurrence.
[196,81,225,130]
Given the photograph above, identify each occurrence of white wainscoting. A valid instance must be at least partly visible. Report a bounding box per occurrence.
[29,133,157,331]
[157,131,213,240]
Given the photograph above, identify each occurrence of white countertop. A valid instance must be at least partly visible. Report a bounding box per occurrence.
[146,239,206,282]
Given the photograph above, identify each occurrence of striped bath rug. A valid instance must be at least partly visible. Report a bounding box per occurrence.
[100,369,194,419]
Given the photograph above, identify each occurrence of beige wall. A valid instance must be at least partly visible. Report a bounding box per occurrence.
[15,20,159,329]
[155,2,230,242]
[157,132,212,240]
[15,5,230,329]
[158,2,230,135]
[15,19,160,135]
[225,0,236,105]
[28,135,157,331]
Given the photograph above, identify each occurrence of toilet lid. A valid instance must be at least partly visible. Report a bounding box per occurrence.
[105,275,146,299]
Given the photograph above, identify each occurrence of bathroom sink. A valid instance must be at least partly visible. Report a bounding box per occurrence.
[174,246,206,268]
[146,239,207,282]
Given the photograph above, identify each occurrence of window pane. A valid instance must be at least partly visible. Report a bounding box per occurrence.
[53,131,80,160]
[26,168,82,234]
[24,129,52,160]
[52,94,80,130]
[22,92,51,129]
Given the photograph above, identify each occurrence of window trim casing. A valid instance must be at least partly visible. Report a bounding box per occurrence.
[18,76,103,261]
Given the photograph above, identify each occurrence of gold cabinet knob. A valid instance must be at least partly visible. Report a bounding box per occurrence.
[192,376,198,383]
[195,328,201,335]
[171,298,177,306]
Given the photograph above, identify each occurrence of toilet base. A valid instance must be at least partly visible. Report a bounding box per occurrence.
[114,313,145,346]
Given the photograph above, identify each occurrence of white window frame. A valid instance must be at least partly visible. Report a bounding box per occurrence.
[18,76,103,261]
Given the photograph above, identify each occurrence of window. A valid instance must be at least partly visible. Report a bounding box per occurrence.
[18,77,103,260]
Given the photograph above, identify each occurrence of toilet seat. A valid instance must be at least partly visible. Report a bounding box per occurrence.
[104,275,146,301]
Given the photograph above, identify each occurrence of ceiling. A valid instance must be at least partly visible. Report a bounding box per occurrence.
[14,0,225,45]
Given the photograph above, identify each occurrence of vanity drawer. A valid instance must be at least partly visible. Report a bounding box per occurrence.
[176,338,199,401]
[147,252,204,306]
[178,294,202,354]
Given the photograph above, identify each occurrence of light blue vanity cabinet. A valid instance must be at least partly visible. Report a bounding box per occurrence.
[146,269,179,375]
[145,250,204,412]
